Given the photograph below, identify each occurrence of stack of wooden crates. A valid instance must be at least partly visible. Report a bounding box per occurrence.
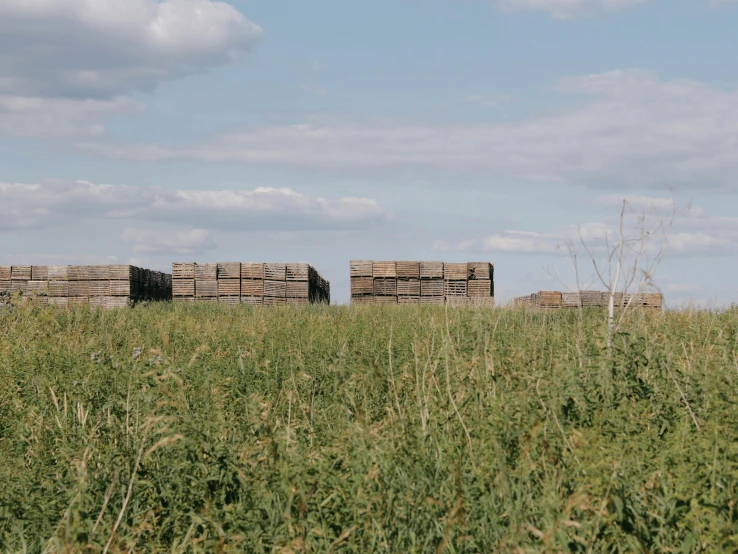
[350,261,494,306]
[0,265,171,307]
[172,262,330,305]
[513,291,663,310]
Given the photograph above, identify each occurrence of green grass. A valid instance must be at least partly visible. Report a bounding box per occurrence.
[1,302,737,552]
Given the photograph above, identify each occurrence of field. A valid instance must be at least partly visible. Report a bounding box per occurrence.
[1,302,737,553]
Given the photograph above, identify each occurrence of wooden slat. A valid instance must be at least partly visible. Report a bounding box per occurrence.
[48,297,68,307]
[47,265,68,280]
[351,295,375,305]
[218,296,241,305]
[88,281,110,296]
[419,262,443,279]
[467,262,492,281]
[89,296,105,307]
[11,281,29,294]
[581,291,604,307]
[240,263,264,279]
[0,280,11,292]
[421,279,443,296]
[561,293,581,307]
[264,263,286,280]
[172,262,195,279]
[397,278,420,296]
[109,281,131,297]
[374,295,398,304]
[218,279,241,296]
[195,280,218,298]
[194,263,217,280]
[466,297,495,308]
[26,280,48,293]
[350,277,374,295]
[69,281,89,297]
[31,266,49,280]
[109,265,132,280]
[217,262,241,279]
[350,260,373,278]
[444,280,467,297]
[420,296,444,304]
[172,279,195,297]
[67,266,89,281]
[88,265,110,280]
[263,296,287,305]
[0,266,10,280]
[241,279,264,297]
[241,296,263,305]
[104,297,129,309]
[374,278,397,296]
[264,280,286,297]
[173,297,195,303]
[396,261,420,279]
[286,297,310,305]
[373,261,397,278]
[11,265,32,280]
[49,281,69,297]
[468,280,492,297]
[286,263,309,281]
[398,296,421,304]
[536,291,562,308]
[444,263,467,281]
[286,281,309,298]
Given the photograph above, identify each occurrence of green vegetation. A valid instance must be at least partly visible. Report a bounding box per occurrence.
[1,302,737,552]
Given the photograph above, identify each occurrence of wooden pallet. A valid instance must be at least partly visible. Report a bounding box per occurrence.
[173,279,195,297]
[241,296,264,305]
[397,278,420,296]
[287,281,309,298]
[88,266,110,280]
[194,263,217,280]
[421,279,443,296]
[172,262,195,279]
[26,280,48,293]
[67,266,89,281]
[48,297,68,307]
[109,265,133,280]
[350,260,373,278]
[396,261,420,279]
[398,296,421,304]
[109,281,131,297]
[263,296,287,305]
[351,295,375,305]
[286,297,310,305]
[218,279,241,296]
[241,263,265,279]
[69,281,89,297]
[444,263,467,281]
[173,297,196,303]
[373,262,397,278]
[241,279,264,297]
[350,277,374,295]
[218,296,241,306]
[467,262,492,281]
[217,262,241,279]
[11,265,32,280]
[264,263,286,280]
[31,266,49,280]
[195,281,218,298]
[468,280,492,297]
[581,291,604,307]
[48,281,69,297]
[374,278,397,296]
[11,281,29,294]
[444,280,467,297]
[264,280,287,297]
[420,296,444,304]
[375,295,398,304]
[105,297,129,309]
[536,291,562,308]
[88,281,110,296]
[286,263,309,281]
[419,262,443,279]
[0,266,10,280]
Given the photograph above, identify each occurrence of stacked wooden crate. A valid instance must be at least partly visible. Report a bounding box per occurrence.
[350,261,494,306]
[514,291,663,310]
[0,265,171,307]
[172,262,330,305]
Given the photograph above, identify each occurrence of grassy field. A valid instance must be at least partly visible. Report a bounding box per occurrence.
[1,302,737,552]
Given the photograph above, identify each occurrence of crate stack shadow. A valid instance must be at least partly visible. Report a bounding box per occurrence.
[513,290,663,310]
[0,265,171,307]
[172,262,330,305]
[350,261,494,306]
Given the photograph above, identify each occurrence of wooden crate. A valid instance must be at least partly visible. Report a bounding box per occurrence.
[49,281,69,297]
[0,266,10,280]
[350,277,374,295]
[195,281,218,298]
[263,296,287,305]
[264,280,287,298]
[11,281,29,294]
[373,262,397,278]
[444,263,467,281]
[374,278,397,296]
[218,296,241,306]
[375,295,398,304]
[397,278,420,296]
[350,260,373,278]
[47,265,68,280]
[68,296,88,305]
[561,293,581,308]
[48,297,69,307]
[265,263,286,281]
[287,297,310,305]
[218,279,241,296]
[467,262,492,280]
[241,296,264,305]
[88,281,110,296]
[105,297,129,309]
[88,265,110,280]
[287,281,309,298]
[217,262,241,279]
[69,281,89,297]
[241,279,264,297]
[537,291,562,308]
[0,280,11,292]
[11,265,32,280]
[351,295,375,304]
[421,279,443,297]
[468,280,492,298]
[173,279,195,297]
[419,262,443,279]
[89,296,105,307]
[26,280,48,294]
[581,291,604,307]
[398,296,421,304]
[444,280,467,297]
[172,263,195,279]
[109,281,131,296]
[396,261,420,279]
[420,296,444,304]
[466,297,495,308]
[447,297,471,307]
[173,297,196,303]
[109,265,133,280]
[286,263,309,281]
[31,266,49,280]
[195,263,217,280]
[241,263,264,279]
[642,293,663,309]
[67,266,89,281]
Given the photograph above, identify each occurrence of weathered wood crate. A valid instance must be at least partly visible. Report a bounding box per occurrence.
[517,290,664,310]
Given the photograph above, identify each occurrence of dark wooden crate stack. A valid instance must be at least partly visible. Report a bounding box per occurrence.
[514,291,663,310]
[0,265,171,307]
[350,261,494,306]
[172,262,330,305]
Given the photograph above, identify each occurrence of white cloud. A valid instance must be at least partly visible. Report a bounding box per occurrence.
[80,70,738,191]
[0,180,387,232]
[0,0,262,99]
[122,228,216,255]
[497,0,650,19]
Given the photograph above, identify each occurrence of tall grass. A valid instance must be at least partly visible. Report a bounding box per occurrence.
[0,302,737,552]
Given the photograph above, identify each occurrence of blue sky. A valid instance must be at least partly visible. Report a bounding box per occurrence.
[2,0,738,305]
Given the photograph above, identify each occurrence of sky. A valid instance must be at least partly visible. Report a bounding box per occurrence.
[2,0,738,306]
